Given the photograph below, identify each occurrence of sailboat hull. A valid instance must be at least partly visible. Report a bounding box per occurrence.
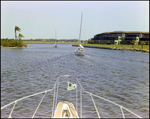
[74,51,85,56]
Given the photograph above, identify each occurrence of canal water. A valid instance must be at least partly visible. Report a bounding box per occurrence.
[1,44,149,118]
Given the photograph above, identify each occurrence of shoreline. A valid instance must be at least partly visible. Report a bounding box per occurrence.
[110,47,149,53]
[1,44,149,53]
[72,45,149,53]
[22,41,75,44]
[1,46,28,49]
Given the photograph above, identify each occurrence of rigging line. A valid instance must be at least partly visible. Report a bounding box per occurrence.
[55,29,57,39]
[55,78,59,111]
[76,79,142,118]
[120,106,125,118]
[52,84,56,117]
[84,90,142,118]
[1,88,54,110]
[90,94,101,118]
[32,91,47,118]
[76,79,78,113]
[80,85,82,118]
[76,78,84,92]
[8,101,17,118]
[121,106,142,118]
[51,78,59,117]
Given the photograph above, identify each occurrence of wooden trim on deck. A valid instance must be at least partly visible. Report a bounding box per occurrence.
[54,102,78,118]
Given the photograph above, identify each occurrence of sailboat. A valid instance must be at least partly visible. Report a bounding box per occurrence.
[54,30,58,48]
[74,44,85,56]
[74,12,85,56]
[1,75,142,118]
[54,42,57,47]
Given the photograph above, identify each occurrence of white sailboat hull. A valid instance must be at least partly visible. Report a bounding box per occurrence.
[74,51,85,56]
[74,44,85,56]
[54,43,58,47]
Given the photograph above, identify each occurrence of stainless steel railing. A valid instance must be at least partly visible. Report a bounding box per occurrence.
[1,75,142,118]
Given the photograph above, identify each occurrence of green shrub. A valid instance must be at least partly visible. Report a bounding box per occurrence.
[145,41,149,45]
[90,40,94,44]
[140,41,145,49]
[23,44,28,47]
[99,40,101,44]
[87,39,91,43]
[107,41,111,45]
[131,40,135,48]
[17,44,23,47]
[1,38,23,47]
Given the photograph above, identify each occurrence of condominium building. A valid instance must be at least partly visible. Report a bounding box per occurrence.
[91,31,149,44]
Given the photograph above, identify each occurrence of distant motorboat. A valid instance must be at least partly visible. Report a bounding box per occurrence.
[74,44,85,56]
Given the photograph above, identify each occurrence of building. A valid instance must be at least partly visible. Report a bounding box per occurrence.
[91,31,149,45]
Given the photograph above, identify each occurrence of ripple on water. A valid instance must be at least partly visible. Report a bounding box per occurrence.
[1,44,149,118]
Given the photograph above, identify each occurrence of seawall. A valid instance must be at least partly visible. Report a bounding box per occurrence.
[72,45,112,50]
[72,45,149,53]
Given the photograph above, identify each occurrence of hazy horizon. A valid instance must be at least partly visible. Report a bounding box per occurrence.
[1,1,149,40]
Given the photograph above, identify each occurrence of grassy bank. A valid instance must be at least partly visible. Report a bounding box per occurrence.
[73,43,149,50]
[23,41,76,44]
[22,41,149,50]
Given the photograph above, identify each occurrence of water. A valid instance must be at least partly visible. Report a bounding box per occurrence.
[1,44,149,118]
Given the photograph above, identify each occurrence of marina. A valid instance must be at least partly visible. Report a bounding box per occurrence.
[1,1,149,118]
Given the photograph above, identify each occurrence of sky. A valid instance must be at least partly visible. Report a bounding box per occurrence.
[1,1,149,40]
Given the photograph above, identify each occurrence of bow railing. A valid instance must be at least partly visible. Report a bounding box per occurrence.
[1,75,142,118]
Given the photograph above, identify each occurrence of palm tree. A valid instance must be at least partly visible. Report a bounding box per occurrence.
[140,41,145,49]
[18,33,24,39]
[15,26,21,40]
[131,39,135,48]
[18,33,24,45]
[120,37,125,47]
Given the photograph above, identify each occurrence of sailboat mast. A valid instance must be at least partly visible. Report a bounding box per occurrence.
[79,12,83,41]
[55,29,57,39]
